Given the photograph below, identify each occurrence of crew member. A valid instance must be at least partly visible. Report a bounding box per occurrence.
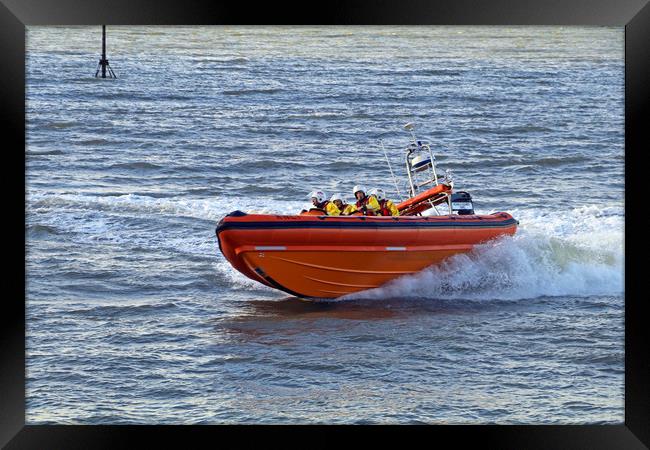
[352,185,380,216]
[329,193,357,216]
[309,190,339,215]
[369,188,400,216]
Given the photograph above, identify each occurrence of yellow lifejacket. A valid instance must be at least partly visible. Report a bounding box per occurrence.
[341,204,358,215]
[355,195,380,216]
[325,201,341,216]
[385,199,400,216]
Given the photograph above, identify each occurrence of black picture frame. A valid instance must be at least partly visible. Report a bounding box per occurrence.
[3,0,648,448]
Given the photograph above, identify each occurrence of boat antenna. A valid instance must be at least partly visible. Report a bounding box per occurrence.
[380,139,403,201]
[404,122,418,145]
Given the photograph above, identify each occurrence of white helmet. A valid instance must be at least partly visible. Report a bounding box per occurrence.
[308,190,326,203]
[330,193,343,202]
[372,188,386,201]
[352,185,366,196]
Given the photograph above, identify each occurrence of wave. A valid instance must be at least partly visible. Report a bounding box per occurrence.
[27,192,307,223]
[27,224,60,237]
[27,149,64,156]
[444,154,589,170]
[195,65,248,72]
[344,236,622,302]
[93,92,156,101]
[222,88,284,96]
[417,69,463,76]
[285,111,343,120]
[43,121,77,129]
[109,162,163,170]
[79,138,110,145]
[214,260,276,293]
[226,159,309,171]
[67,301,180,318]
[472,125,553,134]
[27,190,624,303]
[533,156,590,166]
[343,206,624,302]
[371,69,463,77]
[193,56,249,64]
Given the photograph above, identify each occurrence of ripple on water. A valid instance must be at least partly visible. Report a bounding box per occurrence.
[25,26,624,425]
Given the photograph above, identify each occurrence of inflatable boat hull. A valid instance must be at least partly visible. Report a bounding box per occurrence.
[216,212,517,299]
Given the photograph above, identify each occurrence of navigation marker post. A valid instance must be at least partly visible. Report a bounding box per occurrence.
[95,25,117,79]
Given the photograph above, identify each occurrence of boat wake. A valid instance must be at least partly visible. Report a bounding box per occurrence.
[343,206,624,302]
[28,189,623,302]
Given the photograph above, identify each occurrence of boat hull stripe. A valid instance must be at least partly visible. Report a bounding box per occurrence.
[217,218,517,233]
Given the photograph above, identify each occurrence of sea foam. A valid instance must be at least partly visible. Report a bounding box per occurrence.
[28,191,624,301]
[344,205,624,301]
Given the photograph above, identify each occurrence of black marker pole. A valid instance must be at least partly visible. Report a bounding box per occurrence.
[95,25,116,79]
[101,25,106,78]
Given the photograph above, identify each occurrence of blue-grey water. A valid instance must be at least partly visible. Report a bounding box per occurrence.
[26,26,624,424]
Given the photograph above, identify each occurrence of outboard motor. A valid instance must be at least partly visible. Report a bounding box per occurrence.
[451,191,474,215]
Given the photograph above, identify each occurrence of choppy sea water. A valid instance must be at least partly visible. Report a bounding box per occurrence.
[26,26,624,424]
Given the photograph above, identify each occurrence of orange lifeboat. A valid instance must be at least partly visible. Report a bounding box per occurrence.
[216,210,518,299]
[216,123,518,299]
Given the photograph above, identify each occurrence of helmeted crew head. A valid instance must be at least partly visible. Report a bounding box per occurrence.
[330,193,344,209]
[370,188,385,201]
[309,190,326,206]
[352,185,366,200]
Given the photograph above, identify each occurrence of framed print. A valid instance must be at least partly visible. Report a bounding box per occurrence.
[3,0,649,448]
